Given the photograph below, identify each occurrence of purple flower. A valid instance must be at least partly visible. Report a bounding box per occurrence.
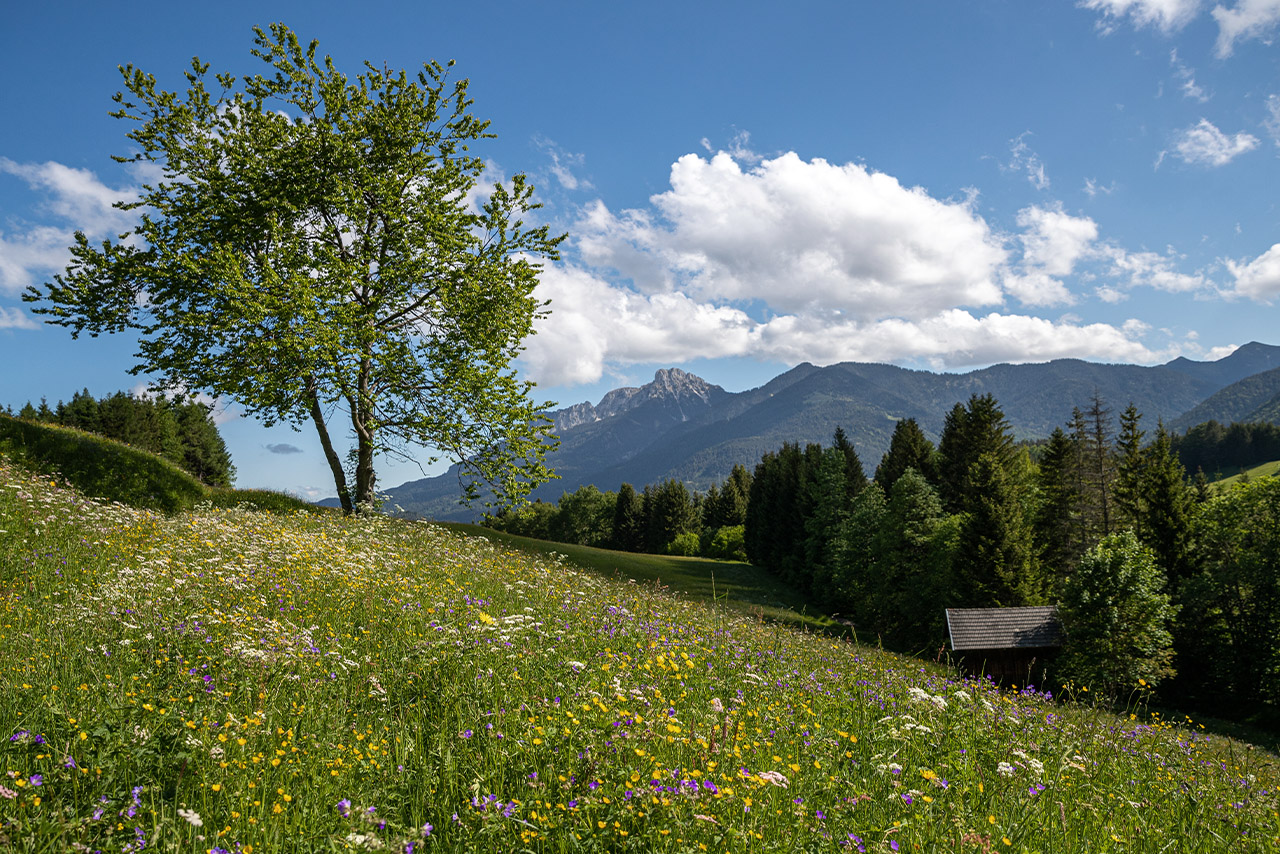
[890,841,899,851]
[29,775,42,787]
[422,823,433,836]
[901,793,913,804]
[337,798,352,817]
[461,729,473,739]
[63,757,76,769]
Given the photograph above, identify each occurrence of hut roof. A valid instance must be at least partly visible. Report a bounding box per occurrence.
[945,606,1062,652]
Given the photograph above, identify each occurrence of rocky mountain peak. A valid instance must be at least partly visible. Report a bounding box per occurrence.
[549,368,724,432]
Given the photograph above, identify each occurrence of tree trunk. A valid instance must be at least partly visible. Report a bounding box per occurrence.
[307,375,353,515]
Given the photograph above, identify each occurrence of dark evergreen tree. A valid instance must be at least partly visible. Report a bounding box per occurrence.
[643,479,700,554]
[805,446,852,603]
[1033,427,1084,588]
[1112,403,1146,536]
[58,388,102,434]
[831,482,887,627]
[1138,422,1193,584]
[953,452,1041,607]
[171,398,235,487]
[873,469,956,651]
[611,482,645,552]
[874,417,937,493]
[1076,395,1116,540]
[830,426,868,502]
[937,394,1016,514]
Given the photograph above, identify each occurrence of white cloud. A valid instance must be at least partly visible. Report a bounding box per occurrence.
[535,138,591,191]
[577,150,1007,322]
[1083,178,1116,198]
[1017,206,1099,277]
[1171,118,1259,166]
[1100,244,1207,293]
[1170,49,1210,101]
[1212,0,1280,56]
[1225,242,1280,300]
[1081,0,1203,32]
[0,158,141,294]
[1205,342,1241,359]
[1265,94,1280,146]
[0,306,37,330]
[1007,133,1050,190]
[1004,205,1100,307]
[523,264,757,385]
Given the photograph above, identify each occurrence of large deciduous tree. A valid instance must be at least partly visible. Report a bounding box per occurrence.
[25,24,563,513]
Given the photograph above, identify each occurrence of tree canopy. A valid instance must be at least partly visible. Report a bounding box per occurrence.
[26,24,564,513]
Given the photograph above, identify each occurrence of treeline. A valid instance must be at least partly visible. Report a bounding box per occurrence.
[483,464,754,561]
[749,395,1280,722]
[1172,420,1280,478]
[6,389,235,487]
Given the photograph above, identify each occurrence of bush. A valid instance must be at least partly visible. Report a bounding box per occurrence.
[704,525,747,561]
[1056,530,1177,700]
[666,531,701,557]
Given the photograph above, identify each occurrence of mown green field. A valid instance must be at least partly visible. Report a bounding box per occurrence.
[2,455,1279,852]
[1213,459,1280,488]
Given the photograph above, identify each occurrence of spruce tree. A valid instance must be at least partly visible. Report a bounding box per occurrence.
[1138,422,1193,584]
[611,483,644,552]
[1112,403,1145,536]
[953,452,1042,607]
[875,417,937,493]
[1033,427,1084,588]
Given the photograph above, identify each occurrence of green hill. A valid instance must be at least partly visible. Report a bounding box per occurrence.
[3,457,1279,852]
[0,414,320,515]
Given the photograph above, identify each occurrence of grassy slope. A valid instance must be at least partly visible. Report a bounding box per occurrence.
[440,522,841,634]
[0,414,322,515]
[4,454,1280,851]
[1213,459,1280,488]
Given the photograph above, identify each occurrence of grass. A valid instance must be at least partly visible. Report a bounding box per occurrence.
[1213,459,1280,488]
[0,415,323,516]
[440,523,841,634]
[2,454,1279,852]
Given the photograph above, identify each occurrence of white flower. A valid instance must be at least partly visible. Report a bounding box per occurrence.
[757,770,789,787]
[711,697,725,713]
[178,808,203,827]
[997,762,1015,777]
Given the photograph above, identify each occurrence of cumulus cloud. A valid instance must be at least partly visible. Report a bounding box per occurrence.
[577,151,1007,321]
[0,306,38,330]
[1225,243,1280,301]
[1170,119,1259,166]
[516,145,1215,385]
[1081,0,1203,33]
[0,158,141,294]
[1004,206,1100,307]
[1212,0,1280,56]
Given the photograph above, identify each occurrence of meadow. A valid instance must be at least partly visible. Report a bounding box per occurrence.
[2,456,1279,852]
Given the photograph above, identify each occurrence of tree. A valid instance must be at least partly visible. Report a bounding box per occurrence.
[611,483,645,552]
[25,24,563,514]
[874,417,937,493]
[1056,531,1177,699]
[953,452,1041,608]
[937,394,1016,513]
[1112,403,1145,536]
[1033,426,1083,586]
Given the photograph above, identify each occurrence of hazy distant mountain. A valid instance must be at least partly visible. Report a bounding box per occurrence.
[340,342,1280,520]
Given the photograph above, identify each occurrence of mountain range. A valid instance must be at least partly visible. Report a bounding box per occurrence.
[343,341,1280,520]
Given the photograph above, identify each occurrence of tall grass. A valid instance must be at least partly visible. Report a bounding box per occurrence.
[2,455,1277,852]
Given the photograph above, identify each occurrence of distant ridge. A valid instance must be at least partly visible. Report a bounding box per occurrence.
[341,342,1280,520]
[1171,365,1280,432]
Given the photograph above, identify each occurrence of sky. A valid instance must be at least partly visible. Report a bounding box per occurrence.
[1,0,1278,500]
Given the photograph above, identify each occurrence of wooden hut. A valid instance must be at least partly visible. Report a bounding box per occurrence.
[945,606,1063,687]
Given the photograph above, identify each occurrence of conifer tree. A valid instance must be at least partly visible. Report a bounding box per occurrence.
[1033,427,1083,587]
[953,452,1041,607]
[1112,403,1146,536]
[1138,422,1193,584]
[611,482,644,552]
[874,417,937,493]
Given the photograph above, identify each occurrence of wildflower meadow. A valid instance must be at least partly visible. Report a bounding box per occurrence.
[2,456,1278,852]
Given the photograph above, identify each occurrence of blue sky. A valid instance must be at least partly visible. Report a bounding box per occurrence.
[1,0,1278,499]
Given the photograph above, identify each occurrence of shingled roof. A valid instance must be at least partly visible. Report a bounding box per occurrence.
[945,606,1063,652]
